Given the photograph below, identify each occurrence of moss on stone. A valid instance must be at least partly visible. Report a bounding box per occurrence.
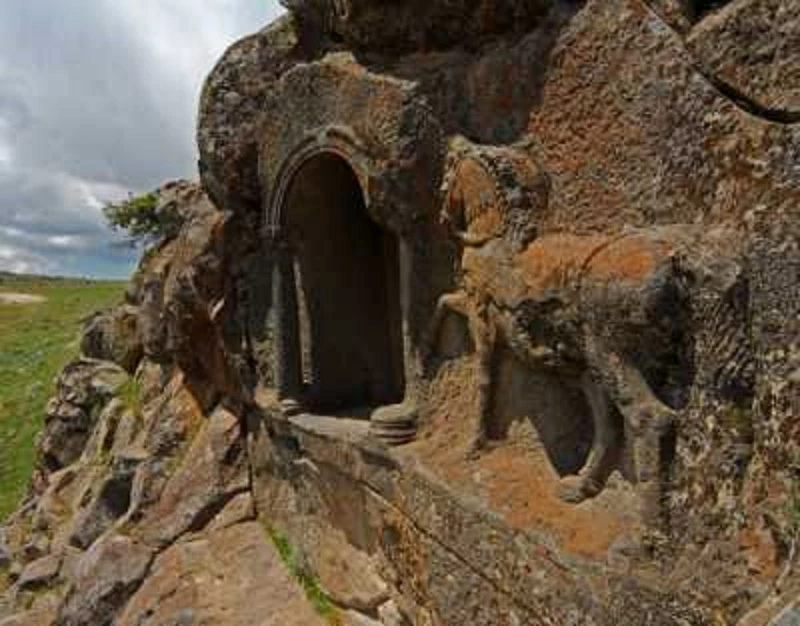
[262,522,340,623]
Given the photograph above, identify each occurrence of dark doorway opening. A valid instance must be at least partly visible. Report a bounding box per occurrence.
[284,153,405,413]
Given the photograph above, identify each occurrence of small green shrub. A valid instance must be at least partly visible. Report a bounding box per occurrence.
[118,378,143,419]
[103,192,182,248]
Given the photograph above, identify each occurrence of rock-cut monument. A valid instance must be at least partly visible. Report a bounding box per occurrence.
[0,1,798,624]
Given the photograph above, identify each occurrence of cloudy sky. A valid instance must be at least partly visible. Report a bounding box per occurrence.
[0,0,282,278]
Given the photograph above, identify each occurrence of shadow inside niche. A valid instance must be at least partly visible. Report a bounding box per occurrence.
[428,311,596,478]
[490,347,594,476]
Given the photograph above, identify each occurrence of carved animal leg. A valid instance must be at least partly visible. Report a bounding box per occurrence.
[467,302,496,458]
[586,338,676,538]
[423,291,496,458]
[630,403,675,543]
[423,291,472,362]
[557,373,620,504]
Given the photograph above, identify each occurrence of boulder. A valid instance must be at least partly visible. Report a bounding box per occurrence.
[67,456,139,550]
[117,522,327,626]
[197,15,303,216]
[37,360,129,476]
[80,305,143,374]
[16,554,61,591]
[55,534,153,626]
[138,405,248,548]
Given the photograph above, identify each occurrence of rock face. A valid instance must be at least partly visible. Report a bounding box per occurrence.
[117,523,326,626]
[80,305,142,374]
[0,183,327,626]
[36,359,130,477]
[2,1,800,624]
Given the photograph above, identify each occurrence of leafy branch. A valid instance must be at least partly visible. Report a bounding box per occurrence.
[103,192,183,248]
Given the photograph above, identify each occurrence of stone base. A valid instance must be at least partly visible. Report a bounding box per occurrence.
[279,397,304,417]
[369,403,418,446]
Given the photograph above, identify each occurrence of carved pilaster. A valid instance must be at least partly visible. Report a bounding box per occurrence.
[273,241,304,416]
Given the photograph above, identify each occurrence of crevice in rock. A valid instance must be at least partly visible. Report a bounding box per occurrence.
[183,486,252,537]
[641,0,800,124]
[702,72,800,125]
[355,466,546,616]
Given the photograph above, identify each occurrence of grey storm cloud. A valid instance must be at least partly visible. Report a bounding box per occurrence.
[0,0,281,278]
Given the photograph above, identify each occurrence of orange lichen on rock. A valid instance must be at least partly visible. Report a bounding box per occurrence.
[515,231,673,297]
[478,443,635,558]
[414,358,635,561]
[585,233,674,283]
[514,233,608,295]
[448,158,504,239]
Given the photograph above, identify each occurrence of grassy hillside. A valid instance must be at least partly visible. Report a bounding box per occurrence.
[0,275,126,520]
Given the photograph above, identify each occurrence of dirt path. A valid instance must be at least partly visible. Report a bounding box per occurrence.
[0,292,47,304]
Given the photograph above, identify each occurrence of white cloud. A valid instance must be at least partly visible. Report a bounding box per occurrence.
[0,0,283,277]
[0,243,53,275]
[46,234,89,249]
[0,116,12,170]
[0,143,11,169]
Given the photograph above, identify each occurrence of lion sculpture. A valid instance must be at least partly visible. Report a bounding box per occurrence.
[427,145,746,538]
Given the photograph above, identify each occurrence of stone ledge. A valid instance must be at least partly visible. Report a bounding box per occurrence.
[248,398,708,624]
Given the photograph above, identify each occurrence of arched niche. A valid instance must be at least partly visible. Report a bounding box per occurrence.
[270,150,405,415]
[259,60,446,440]
[291,153,405,411]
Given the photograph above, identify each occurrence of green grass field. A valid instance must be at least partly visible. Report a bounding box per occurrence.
[0,275,126,520]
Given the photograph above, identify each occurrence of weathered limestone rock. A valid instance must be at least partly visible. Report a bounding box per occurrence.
[1,0,798,623]
[197,15,304,215]
[16,554,61,591]
[286,0,554,56]
[80,304,143,374]
[55,534,154,626]
[137,405,249,548]
[36,359,128,477]
[685,0,800,117]
[127,180,243,411]
[195,0,798,621]
[117,523,327,626]
[67,456,139,549]
[204,491,256,532]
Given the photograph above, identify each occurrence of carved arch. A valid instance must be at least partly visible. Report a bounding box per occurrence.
[259,57,445,236]
[258,59,445,440]
[264,127,377,236]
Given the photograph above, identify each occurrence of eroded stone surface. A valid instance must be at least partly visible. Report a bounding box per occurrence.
[118,523,326,626]
[685,0,800,116]
[81,304,143,374]
[55,534,154,626]
[138,405,249,548]
[1,0,798,624]
[36,360,129,478]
